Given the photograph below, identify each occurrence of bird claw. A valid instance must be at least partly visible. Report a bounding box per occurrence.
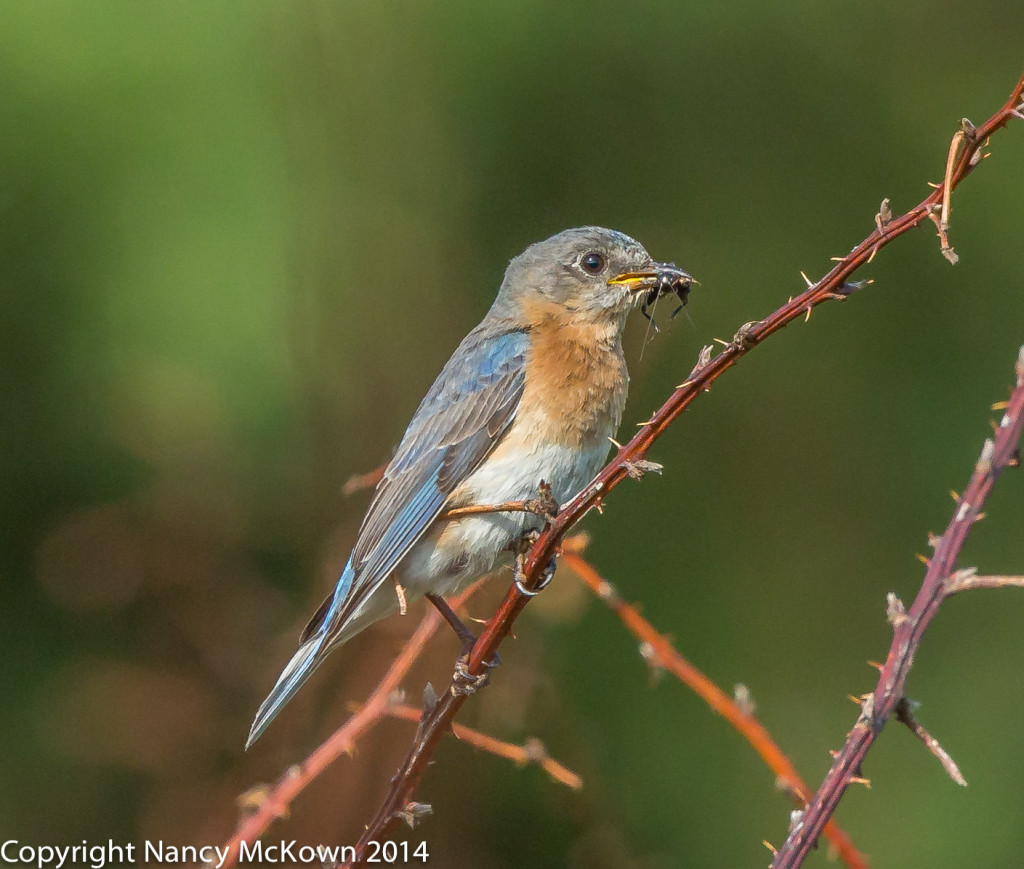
[451,658,490,696]
[513,550,557,596]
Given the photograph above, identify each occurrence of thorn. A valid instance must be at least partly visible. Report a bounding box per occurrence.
[829,749,840,759]
[848,694,863,705]
[849,775,872,789]
[800,270,815,288]
[915,553,931,566]
[867,660,883,671]
[830,255,846,262]
[949,489,960,503]
[236,784,281,819]
[927,531,942,548]
[607,436,623,449]
[867,243,879,264]
[804,305,813,323]
[395,582,408,616]
[926,181,942,189]
[991,400,1010,411]
[713,337,730,347]
[763,841,778,857]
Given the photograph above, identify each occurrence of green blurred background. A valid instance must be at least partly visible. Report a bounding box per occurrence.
[2,3,1023,866]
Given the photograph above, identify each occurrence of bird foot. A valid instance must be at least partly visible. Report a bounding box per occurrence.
[451,657,491,696]
[512,544,558,597]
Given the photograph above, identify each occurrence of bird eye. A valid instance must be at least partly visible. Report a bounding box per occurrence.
[580,252,606,275]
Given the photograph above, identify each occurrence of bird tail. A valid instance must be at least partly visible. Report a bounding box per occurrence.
[245,630,329,749]
[245,561,357,749]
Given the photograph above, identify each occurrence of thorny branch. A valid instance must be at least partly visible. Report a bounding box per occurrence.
[561,548,867,869]
[349,70,1024,864]
[770,343,1024,867]
[220,581,483,869]
[382,700,583,790]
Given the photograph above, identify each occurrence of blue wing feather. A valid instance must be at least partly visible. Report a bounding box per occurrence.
[338,327,529,626]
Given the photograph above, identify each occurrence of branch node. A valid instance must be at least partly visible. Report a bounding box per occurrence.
[638,641,665,684]
[733,683,756,717]
[788,809,805,836]
[857,693,876,728]
[832,279,872,298]
[732,321,760,349]
[450,660,489,697]
[875,197,892,233]
[394,801,433,829]
[886,592,909,628]
[521,736,548,766]
[623,458,664,480]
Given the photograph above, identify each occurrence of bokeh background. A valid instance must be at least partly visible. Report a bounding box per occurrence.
[2,3,1023,867]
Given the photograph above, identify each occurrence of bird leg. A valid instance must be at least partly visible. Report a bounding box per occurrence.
[442,480,559,522]
[426,592,478,656]
[426,593,500,697]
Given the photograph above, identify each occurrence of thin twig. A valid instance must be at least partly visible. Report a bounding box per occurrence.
[771,343,1024,868]
[895,698,967,787]
[946,571,1024,593]
[348,68,1024,865]
[382,702,583,790]
[562,551,868,869]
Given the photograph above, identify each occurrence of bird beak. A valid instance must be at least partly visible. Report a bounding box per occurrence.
[608,262,696,306]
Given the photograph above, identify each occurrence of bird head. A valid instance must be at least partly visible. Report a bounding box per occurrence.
[496,226,693,329]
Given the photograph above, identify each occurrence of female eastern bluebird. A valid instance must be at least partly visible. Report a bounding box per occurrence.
[247,226,692,747]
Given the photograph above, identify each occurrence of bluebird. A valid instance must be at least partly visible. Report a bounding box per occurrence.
[247,226,693,747]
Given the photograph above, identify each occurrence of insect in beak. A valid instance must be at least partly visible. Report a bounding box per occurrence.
[610,263,696,322]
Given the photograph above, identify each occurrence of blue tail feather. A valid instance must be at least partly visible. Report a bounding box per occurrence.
[246,561,356,748]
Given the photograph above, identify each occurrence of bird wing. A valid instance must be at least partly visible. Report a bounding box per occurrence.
[316,325,530,645]
[246,326,529,748]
